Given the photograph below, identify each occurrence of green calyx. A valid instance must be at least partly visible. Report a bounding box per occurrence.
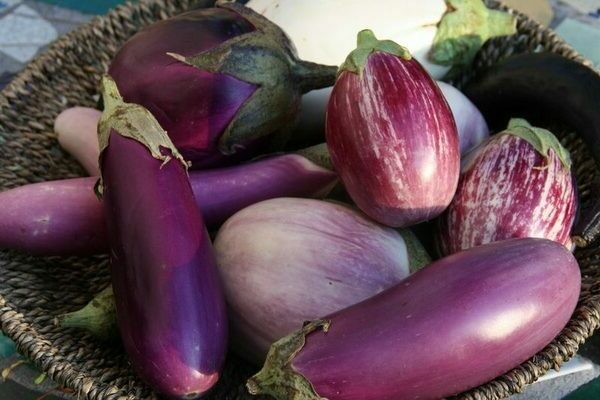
[503,118,572,170]
[340,29,412,76]
[167,2,337,155]
[97,75,188,195]
[429,0,516,69]
[398,229,432,273]
[55,286,118,341]
[247,320,330,400]
[295,143,333,171]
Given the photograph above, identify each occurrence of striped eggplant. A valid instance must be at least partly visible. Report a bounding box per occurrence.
[438,119,577,255]
[326,30,459,227]
[98,76,227,398]
[109,2,337,169]
[214,197,430,363]
[247,238,580,400]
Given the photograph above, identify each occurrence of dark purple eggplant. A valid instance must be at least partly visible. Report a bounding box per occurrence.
[98,76,227,398]
[247,238,580,400]
[462,52,600,246]
[109,2,337,169]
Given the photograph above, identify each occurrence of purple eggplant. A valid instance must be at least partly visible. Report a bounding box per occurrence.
[0,150,336,256]
[439,119,577,256]
[0,178,106,255]
[109,2,337,168]
[214,197,430,363]
[247,237,580,400]
[98,76,227,398]
[326,30,459,227]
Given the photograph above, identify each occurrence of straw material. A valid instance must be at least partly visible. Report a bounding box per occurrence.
[0,0,599,399]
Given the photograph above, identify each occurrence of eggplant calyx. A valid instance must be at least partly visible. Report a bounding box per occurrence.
[503,118,572,170]
[55,286,118,341]
[295,143,334,171]
[340,29,412,77]
[429,0,516,68]
[398,229,432,273]
[97,75,188,176]
[167,2,337,155]
[247,319,330,400]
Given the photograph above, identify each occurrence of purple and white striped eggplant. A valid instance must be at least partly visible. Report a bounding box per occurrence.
[438,119,577,256]
[326,30,459,227]
[247,237,580,400]
[99,76,227,398]
[214,197,430,363]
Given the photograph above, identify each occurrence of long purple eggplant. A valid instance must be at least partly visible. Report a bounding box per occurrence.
[247,238,580,400]
[326,30,459,227]
[0,152,336,256]
[109,2,337,168]
[439,119,577,255]
[98,76,227,398]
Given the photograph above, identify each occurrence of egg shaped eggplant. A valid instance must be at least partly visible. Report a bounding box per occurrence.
[326,30,459,227]
[109,2,337,169]
[214,198,429,363]
[439,118,577,255]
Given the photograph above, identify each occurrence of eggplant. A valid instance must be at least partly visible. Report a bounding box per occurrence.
[0,178,107,255]
[109,2,337,169]
[0,151,336,256]
[438,119,578,255]
[98,76,227,398]
[326,30,459,227]
[462,52,600,246]
[56,199,431,356]
[214,197,430,363]
[54,107,101,175]
[248,238,580,400]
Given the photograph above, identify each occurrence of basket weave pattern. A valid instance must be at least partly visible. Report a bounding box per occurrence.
[0,1,599,399]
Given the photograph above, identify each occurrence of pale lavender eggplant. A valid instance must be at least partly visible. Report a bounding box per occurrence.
[326,30,459,227]
[54,107,101,175]
[437,81,489,153]
[248,238,580,400]
[0,153,336,256]
[99,77,227,398]
[0,178,106,255]
[214,197,429,363]
[438,119,577,256]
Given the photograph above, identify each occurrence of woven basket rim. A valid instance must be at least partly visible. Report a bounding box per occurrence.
[1,1,600,400]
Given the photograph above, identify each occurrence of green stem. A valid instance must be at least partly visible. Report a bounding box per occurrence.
[294,61,339,93]
[295,143,333,171]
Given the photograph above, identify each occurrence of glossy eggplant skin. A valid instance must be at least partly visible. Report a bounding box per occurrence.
[109,7,257,168]
[101,131,227,399]
[248,238,580,400]
[326,51,459,227]
[462,52,600,246]
[438,133,577,255]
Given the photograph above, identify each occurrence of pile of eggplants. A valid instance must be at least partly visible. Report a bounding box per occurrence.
[2,1,596,399]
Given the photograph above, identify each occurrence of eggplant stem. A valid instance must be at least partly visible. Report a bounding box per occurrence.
[294,61,338,93]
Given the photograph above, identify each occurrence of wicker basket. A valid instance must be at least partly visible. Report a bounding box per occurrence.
[1,1,599,399]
